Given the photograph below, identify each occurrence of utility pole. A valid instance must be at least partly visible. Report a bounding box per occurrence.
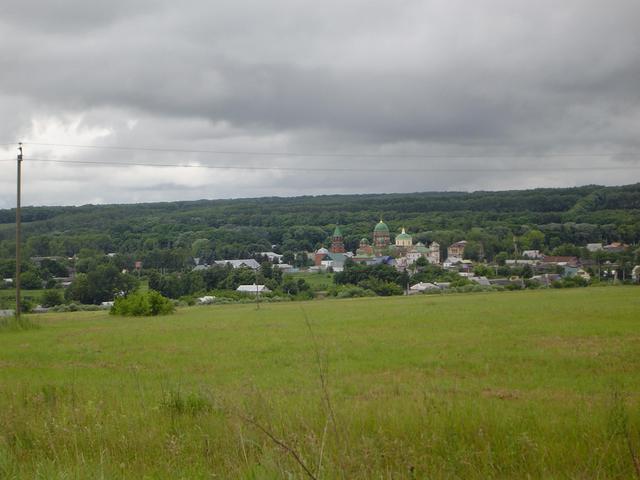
[255,269,260,310]
[15,143,23,319]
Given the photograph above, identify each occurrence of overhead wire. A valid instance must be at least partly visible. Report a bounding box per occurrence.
[11,141,640,160]
[0,156,638,173]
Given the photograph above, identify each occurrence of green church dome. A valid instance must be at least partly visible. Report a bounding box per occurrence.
[396,227,411,240]
[333,226,343,237]
[374,220,389,233]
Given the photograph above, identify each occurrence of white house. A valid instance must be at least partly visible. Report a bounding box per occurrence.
[214,259,261,270]
[505,259,537,266]
[470,276,491,286]
[236,284,271,295]
[586,243,603,252]
[259,252,283,263]
[522,250,542,259]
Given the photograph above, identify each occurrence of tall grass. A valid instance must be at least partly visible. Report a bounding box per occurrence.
[0,315,39,332]
[0,287,638,478]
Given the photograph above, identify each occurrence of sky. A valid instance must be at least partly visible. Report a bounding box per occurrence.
[1,0,639,208]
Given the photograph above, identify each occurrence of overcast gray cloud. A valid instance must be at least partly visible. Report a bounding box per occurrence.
[1,0,639,207]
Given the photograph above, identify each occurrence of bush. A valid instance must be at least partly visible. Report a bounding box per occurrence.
[41,289,65,307]
[110,290,175,316]
[50,303,103,312]
[20,271,43,290]
[328,284,376,298]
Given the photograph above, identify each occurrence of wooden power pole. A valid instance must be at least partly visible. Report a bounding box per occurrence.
[15,143,23,319]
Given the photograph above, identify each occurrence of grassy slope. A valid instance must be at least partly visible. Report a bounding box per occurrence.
[0,287,639,478]
[0,289,44,309]
[285,272,335,291]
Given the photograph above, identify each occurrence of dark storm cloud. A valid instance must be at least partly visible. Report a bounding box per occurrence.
[0,0,639,207]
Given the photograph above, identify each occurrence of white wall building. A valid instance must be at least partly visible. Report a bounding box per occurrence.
[236,284,271,295]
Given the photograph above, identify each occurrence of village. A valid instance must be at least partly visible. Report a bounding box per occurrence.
[186,219,640,297]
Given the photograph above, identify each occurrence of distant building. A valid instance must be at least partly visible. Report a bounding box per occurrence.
[314,247,348,271]
[530,273,562,286]
[395,228,412,248]
[274,263,295,273]
[373,220,391,251]
[470,276,491,287]
[586,243,603,252]
[330,226,346,253]
[355,238,374,257]
[603,242,629,253]
[214,259,261,270]
[314,247,330,266]
[522,250,542,259]
[429,242,441,264]
[406,241,440,265]
[236,284,271,295]
[447,241,467,261]
[505,259,537,266]
[541,256,579,267]
[489,278,516,287]
[29,256,65,266]
[259,252,283,263]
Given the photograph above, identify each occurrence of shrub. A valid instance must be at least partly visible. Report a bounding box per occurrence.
[41,289,65,307]
[329,284,376,298]
[110,290,175,316]
[20,271,43,290]
[50,303,103,312]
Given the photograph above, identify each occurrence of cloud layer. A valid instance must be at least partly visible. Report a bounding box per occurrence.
[1,0,639,207]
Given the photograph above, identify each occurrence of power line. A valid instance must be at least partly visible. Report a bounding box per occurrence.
[6,156,640,173]
[16,141,639,160]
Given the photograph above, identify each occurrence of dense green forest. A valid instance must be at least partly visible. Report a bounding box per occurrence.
[1,183,639,307]
[1,183,639,266]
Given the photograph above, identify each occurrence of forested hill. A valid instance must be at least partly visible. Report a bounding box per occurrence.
[0,183,639,262]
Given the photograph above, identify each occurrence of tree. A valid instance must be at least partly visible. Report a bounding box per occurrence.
[20,271,42,290]
[473,264,492,277]
[494,252,509,266]
[66,265,138,304]
[521,264,533,279]
[463,241,483,261]
[282,251,295,265]
[191,238,212,261]
[415,256,428,270]
[520,229,545,251]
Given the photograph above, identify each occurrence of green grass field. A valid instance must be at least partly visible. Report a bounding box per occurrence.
[0,287,639,478]
[285,272,335,291]
[0,288,44,309]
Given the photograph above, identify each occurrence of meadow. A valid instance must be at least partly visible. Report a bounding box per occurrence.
[286,272,335,291]
[0,289,44,310]
[0,287,639,479]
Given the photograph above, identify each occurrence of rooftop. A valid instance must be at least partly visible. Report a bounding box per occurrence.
[374,220,389,233]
